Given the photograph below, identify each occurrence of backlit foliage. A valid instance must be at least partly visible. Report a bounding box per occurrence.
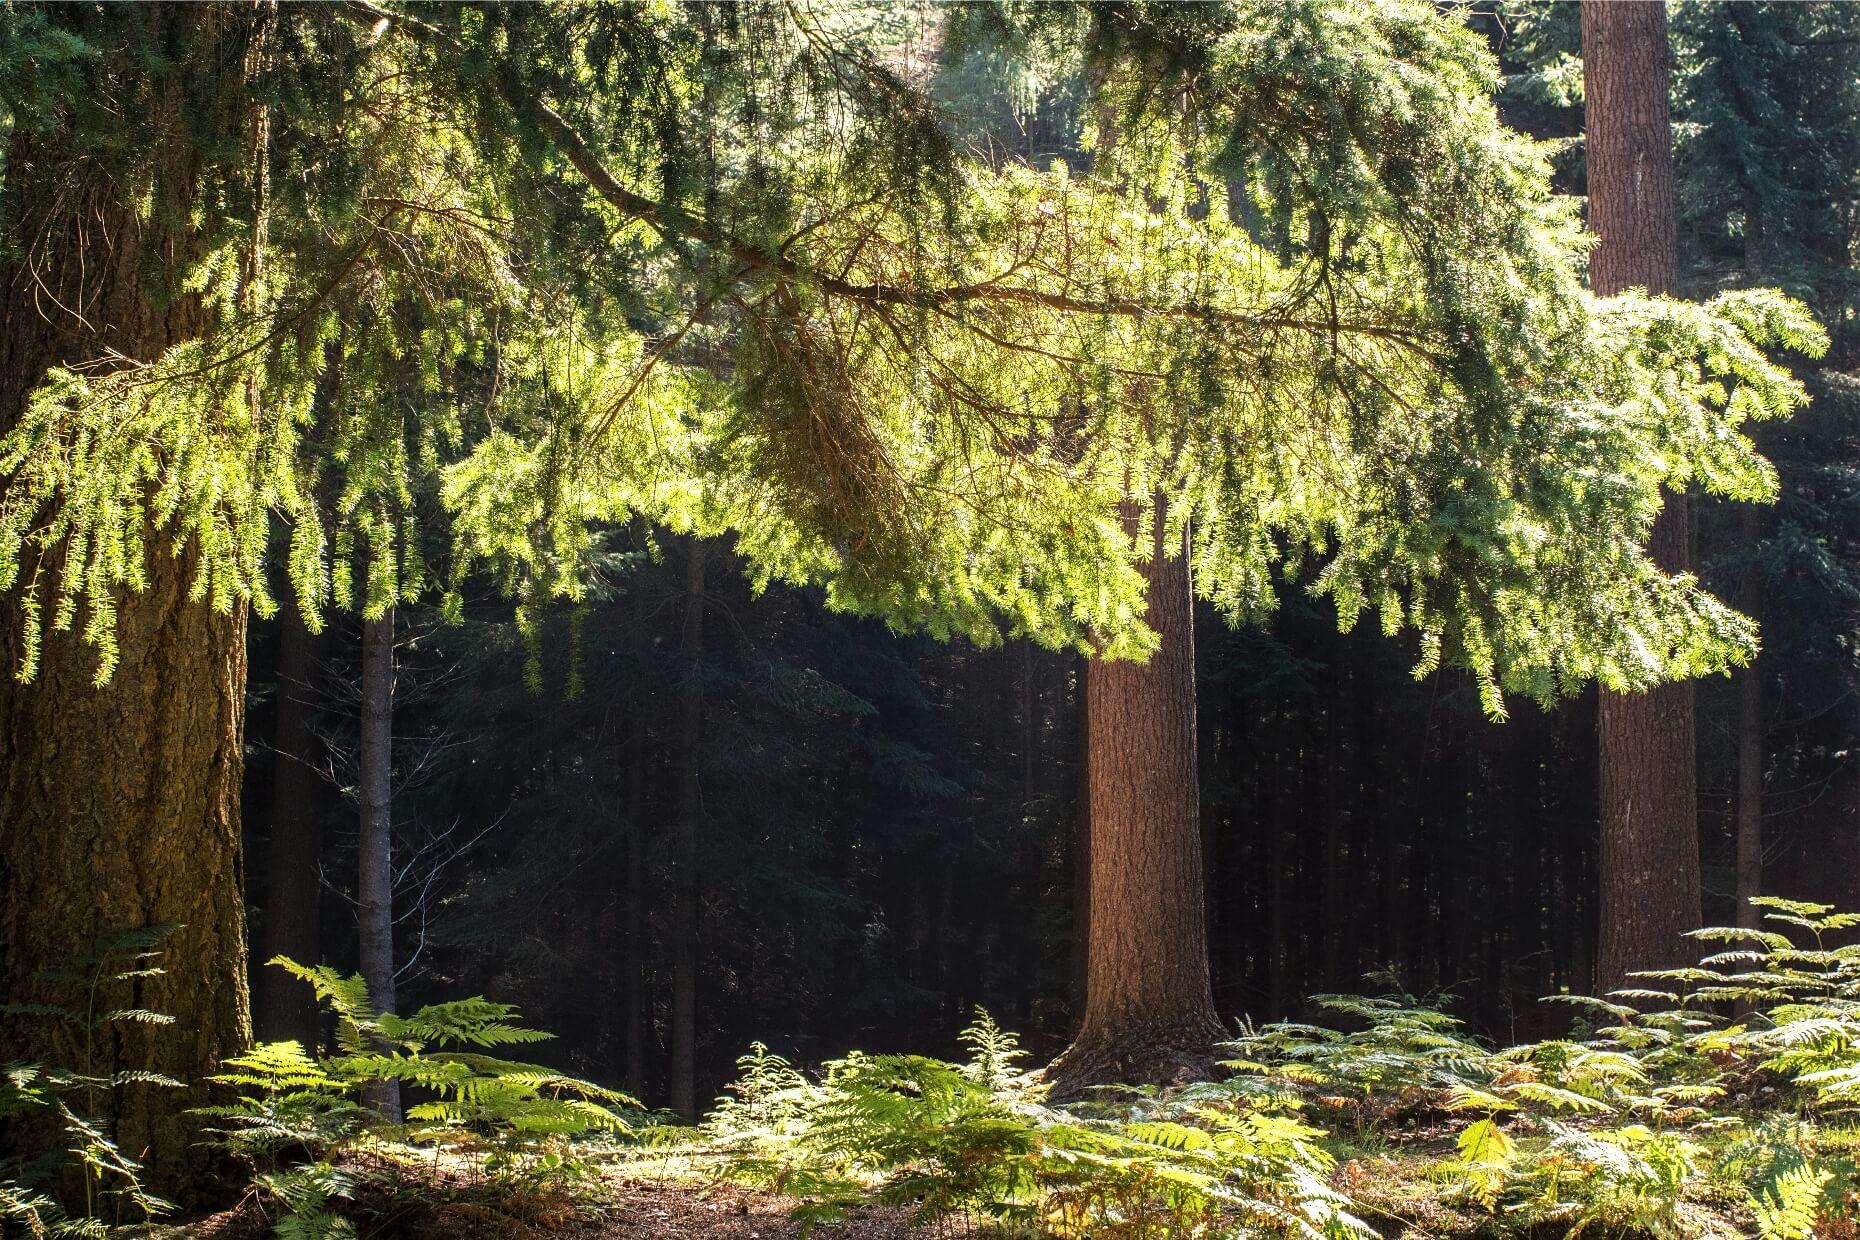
[0,1,1828,711]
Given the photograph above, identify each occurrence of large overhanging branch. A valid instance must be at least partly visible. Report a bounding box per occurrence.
[344,0,1443,360]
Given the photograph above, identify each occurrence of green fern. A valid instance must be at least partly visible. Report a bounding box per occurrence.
[0,926,180,1233]
[202,957,643,1233]
[708,1009,1373,1239]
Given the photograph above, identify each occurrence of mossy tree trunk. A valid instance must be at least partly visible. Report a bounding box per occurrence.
[0,8,259,1204]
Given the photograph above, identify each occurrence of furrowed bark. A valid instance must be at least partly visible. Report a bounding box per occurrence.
[1582,0,1703,992]
[0,6,260,1205]
[1048,498,1223,1095]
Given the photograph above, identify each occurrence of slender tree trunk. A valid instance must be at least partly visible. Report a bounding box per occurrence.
[1735,194,1766,930]
[1582,0,1702,991]
[257,606,328,1045]
[1735,505,1765,928]
[357,610,401,1122]
[669,538,706,1122]
[1321,696,1346,989]
[1266,725,1288,1019]
[0,8,261,1204]
[1743,183,1765,285]
[1048,498,1223,1094]
[623,706,650,1100]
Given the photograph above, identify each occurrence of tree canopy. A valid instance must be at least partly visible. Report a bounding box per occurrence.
[0,0,1824,703]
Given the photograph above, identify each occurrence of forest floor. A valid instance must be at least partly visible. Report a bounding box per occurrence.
[171,1150,1762,1239]
[175,1163,933,1238]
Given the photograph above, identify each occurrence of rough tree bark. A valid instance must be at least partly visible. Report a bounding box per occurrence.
[1582,0,1703,992]
[1070,654,1091,1016]
[357,609,402,1122]
[257,605,329,1045]
[669,538,706,1122]
[0,6,260,1203]
[1048,499,1224,1095]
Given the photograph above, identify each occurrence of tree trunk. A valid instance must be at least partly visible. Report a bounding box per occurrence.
[1582,0,1702,992]
[257,605,328,1046]
[1048,499,1223,1095]
[1735,194,1766,931]
[1070,653,1091,1017]
[357,609,401,1122]
[1744,183,1765,286]
[0,8,259,1204]
[623,705,650,1100]
[668,538,706,1122]
[1735,505,1765,929]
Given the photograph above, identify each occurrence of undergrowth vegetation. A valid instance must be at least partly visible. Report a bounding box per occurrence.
[17,901,1860,1236]
[198,958,638,1236]
[690,898,1860,1238]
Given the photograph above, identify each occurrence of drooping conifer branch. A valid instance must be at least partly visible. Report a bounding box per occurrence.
[343,0,1440,361]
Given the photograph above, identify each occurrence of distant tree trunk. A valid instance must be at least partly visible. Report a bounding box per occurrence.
[1743,183,1765,285]
[669,538,707,1122]
[0,8,260,1204]
[1070,655,1091,1016]
[1736,193,1766,931]
[623,706,650,1100]
[1321,695,1346,988]
[1735,505,1765,928]
[257,606,328,1045]
[357,610,401,1122]
[1048,498,1223,1094]
[1266,726,1288,1019]
[1583,0,1702,992]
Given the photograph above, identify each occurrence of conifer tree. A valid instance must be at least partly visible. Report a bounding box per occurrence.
[0,3,1828,1182]
[0,6,267,1198]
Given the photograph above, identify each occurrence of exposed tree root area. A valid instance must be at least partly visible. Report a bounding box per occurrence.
[1040,1023,1225,1103]
[170,1163,932,1238]
[585,1177,930,1238]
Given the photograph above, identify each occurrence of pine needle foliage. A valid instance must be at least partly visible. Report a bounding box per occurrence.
[0,1,1830,718]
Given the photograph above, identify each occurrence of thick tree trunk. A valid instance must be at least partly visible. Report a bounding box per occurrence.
[0,10,257,1202]
[1048,499,1223,1095]
[357,610,401,1122]
[1070,654,1091,1016]
[257,606,328,1045]
[668,538,706,1122]
[1582,0,1702,992]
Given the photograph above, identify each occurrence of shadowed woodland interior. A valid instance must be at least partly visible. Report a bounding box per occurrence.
[5,2,1860,1236]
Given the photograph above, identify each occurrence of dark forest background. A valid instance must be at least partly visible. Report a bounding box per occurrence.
[237,2,1860,1115]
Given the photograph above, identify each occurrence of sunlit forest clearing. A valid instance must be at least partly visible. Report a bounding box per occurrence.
[3,1,1860,1236]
